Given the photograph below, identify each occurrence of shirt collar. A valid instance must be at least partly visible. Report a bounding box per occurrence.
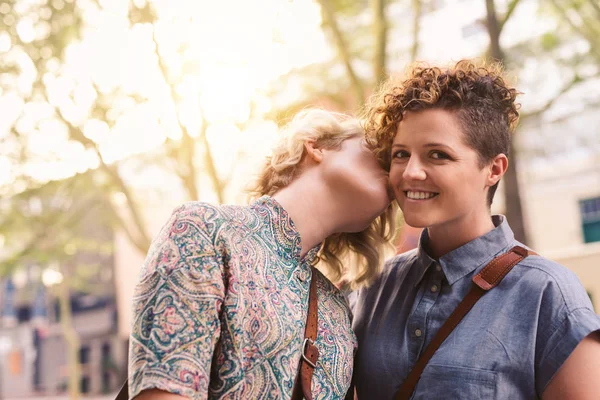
[250,195,321,265]
[415,215,514,286]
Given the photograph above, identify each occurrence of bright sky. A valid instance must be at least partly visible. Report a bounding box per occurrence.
[0,0,332,194]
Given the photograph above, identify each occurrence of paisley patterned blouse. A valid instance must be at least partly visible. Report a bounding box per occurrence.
[128,196,357,400]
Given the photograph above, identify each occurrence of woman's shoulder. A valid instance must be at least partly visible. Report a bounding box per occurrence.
[170,201,243,220]
[168,201,251,230]
[145,202,253,260]
[314,268,346,299]
[514,251,592,312]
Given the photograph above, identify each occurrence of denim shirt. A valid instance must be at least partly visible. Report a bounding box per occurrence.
[352,216,600,399]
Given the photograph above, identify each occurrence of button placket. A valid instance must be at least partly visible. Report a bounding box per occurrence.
[407,284,431,364]
[411,268,444,360]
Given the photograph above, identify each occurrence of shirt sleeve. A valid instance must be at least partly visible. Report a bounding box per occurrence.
[536,293,600,395]
[128,204,226,400]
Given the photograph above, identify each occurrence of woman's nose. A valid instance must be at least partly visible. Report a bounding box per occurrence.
[402,157,427,181]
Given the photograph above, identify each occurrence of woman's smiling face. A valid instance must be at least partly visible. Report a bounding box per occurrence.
[389,108,495,230]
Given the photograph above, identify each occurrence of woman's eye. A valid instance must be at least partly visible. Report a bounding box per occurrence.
[430,151,450,160]
[392,150,409,159]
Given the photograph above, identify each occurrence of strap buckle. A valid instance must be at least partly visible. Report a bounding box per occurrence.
[302,338,317,368]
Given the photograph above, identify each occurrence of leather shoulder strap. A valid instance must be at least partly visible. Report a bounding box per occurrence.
[394,246,537,400]
[114,380,128,400]
[291,266,320,400]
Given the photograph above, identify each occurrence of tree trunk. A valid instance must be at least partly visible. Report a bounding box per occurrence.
[484,0,528,244]
[372,0,388,87]
[200,121,225,204]
[57,279,81,400]
[181,131,200,201]
[411,0,422,62]
[504,140,528,243]
[485,0,505,60]
[317,0,366,103]
[589,0,600,19]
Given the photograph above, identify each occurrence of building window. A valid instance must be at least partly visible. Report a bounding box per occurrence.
[580,197,600,243]
[80,376,90,394]
[102,372,111,393]
[101,342,112,392]
[101,342,111,359]
[79,345,90,365]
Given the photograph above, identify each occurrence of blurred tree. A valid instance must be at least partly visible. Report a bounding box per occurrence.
[0,0,245,261]
[410,0,423,62]
[483,0,530,244]
[483,0,600,244]
[0,1,248,395]
[315,0,391,105]
[548,0,600,62]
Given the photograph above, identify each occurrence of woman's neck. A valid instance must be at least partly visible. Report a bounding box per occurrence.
[426,210,495,259]
[272,174,341,258]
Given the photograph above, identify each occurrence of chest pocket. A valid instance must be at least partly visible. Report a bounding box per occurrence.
[413,364,497,400]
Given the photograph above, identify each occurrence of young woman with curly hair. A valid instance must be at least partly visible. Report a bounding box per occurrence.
[127,109,396,400]
[351,60,600,399]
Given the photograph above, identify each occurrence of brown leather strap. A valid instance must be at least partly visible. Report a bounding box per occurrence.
[115,381,128,400]
[291,266,320,400]
[394,246,537,400]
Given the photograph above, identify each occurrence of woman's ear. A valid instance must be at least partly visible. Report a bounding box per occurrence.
[304,139,324,163]
[486,153,508,187]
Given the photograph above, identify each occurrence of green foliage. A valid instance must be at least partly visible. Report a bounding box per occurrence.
[540,32,560,51]
[128,0,157,25]
[0,171,114,285]
[544,0,600,62]
[327,0,370,16]
[0,0,83,82]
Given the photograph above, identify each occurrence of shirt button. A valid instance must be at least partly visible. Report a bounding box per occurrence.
[435,264,442,272]
[296,269,309,282]
[431,285,439,293]
[415,329,423,337]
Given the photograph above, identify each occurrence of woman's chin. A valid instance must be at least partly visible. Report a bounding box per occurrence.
[402,214,430,229]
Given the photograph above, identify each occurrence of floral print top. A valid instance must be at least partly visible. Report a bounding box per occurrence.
[128,196,357,400]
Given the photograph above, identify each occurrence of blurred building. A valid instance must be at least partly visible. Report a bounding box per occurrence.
[0,175,127,398]
[521,106,600,311]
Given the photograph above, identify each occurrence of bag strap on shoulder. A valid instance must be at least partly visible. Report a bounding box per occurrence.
[291,266,320,400]
[394,246,537,400]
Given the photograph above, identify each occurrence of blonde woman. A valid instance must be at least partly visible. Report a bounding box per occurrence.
[127,109,396,400]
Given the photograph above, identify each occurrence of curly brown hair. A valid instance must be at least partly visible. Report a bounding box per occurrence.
[364,59,520,206]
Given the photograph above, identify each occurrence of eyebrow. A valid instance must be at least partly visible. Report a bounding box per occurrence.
[392,142,453,149]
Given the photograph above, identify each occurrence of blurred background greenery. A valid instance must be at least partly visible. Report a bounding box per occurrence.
[0,0,599,398]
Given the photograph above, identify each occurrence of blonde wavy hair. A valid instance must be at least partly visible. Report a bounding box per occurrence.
[248,109,397,289]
